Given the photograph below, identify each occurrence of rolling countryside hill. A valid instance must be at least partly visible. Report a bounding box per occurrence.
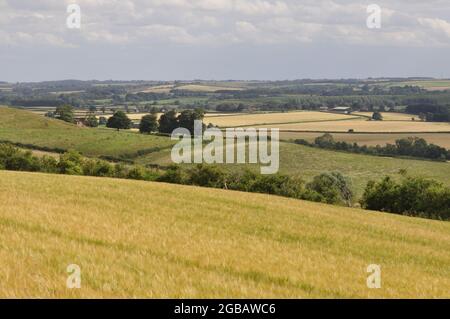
[0,170,449,298]
[0,107,173,159]
[2,106,450,198]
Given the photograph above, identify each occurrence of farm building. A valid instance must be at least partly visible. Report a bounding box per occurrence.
[330,107,352,114]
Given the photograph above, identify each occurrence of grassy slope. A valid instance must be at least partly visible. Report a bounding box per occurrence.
[0,107,173,158]
[136,141,450,197]
[0,170,449,298]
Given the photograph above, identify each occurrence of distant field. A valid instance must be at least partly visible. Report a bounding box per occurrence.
[208,111,360,127]
[140,84,175,93]
[279,132,450,149]
[1,171,449,298]
[255,119,450,133]
[385,80,450,91]
[176,84,244,92]
[0,107,173,158]
[353,112,420,121]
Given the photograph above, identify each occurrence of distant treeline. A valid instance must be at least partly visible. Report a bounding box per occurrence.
[217,84,425,99]
[295,134,450,161]
[405,100,450,122]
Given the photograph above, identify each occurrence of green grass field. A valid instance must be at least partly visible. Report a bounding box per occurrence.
[135,141,450,198]
[0,170,449,298]
[0,107,173,158]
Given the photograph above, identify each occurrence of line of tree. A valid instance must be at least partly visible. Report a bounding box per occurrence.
[158,109,206,134]
[295,134,450,161]
[405,103,450,122]
[158,164,354,207]
[361,173,449,220]
[0,144,158,181]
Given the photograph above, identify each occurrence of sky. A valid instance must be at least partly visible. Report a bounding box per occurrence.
[1,0,450,82]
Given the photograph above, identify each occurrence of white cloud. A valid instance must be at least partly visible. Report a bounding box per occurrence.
[1,0,450,48]
[418,17,450,38]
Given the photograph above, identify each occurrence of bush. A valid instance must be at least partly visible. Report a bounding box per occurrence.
[360,175,450,220]
[0,144,41,171]
[82,159,114,177]
[186,164,226,188]
[58,150,84,175]
[306,172,353,206]
[157,164,185,184]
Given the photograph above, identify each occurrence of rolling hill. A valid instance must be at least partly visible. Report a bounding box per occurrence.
[2,106,450,198]
[0,106,173,158]
[0,170,449,298]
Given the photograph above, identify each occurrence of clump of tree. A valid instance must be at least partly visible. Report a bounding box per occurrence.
[295,134,449,161]
[157,109,205,134]
[406,103,450,122]
[84,114,99,127]
[372,111,383,121]
[360,174,450,220]
[0,144,158,181]
[106,111,132,131]
[55,104,74,123]
[306,172,353,206]
[139,114,159,134]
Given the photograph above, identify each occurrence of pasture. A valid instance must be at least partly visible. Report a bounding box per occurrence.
[0,107,173,158]
[0,170,449,298]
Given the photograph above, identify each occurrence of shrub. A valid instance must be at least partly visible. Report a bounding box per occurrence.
[360,175,450,220]
[0,144,41,171]
[186,164,225,188]
[58,150,84,175]
[307,172,353,206]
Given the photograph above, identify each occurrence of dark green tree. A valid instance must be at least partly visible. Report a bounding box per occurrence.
[177,109,205,134]
[307,172,353,206]
[158,110,179,134]
[372,111,383,121]
[55,105,74,123]
[139,114,158,134]
[85,114,99,128]
[106,111,132,131]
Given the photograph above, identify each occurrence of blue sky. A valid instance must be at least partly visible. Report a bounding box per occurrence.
[1,0,450,81]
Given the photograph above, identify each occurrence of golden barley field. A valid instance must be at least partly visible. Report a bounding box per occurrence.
[255,119,450,133]
[208,111,359,127]
[0,171,449,298]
